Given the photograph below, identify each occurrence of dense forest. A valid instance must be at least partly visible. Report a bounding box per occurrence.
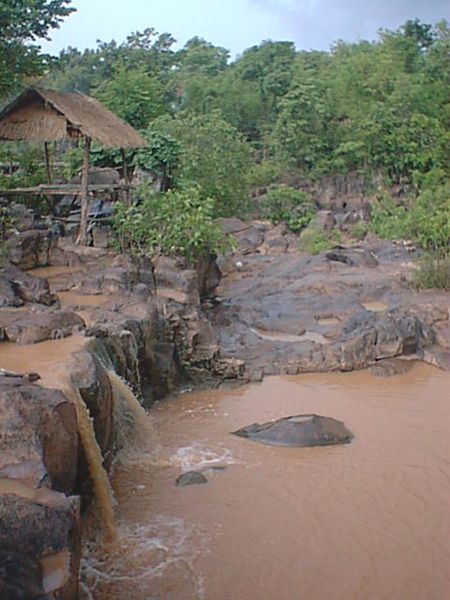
[0,1,449,284]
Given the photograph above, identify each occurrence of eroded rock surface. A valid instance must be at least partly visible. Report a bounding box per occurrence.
[210,238,449,378]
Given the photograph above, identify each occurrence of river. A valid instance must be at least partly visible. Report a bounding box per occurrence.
[82,362,450,600]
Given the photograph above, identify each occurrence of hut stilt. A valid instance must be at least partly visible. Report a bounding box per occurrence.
[77,136,91,246]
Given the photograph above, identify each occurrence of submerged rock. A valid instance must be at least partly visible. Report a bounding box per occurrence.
[232,414,353,447]
[175,471,208,486]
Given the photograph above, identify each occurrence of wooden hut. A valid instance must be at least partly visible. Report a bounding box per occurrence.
[0,86,146,244]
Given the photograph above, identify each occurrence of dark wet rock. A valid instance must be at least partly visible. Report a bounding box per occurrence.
[0,493,80,600]
[3,308,85,344]
[176,471,208,486]
[325,247,379,268]
[6,229,56,270]
[0,545,44,600]
[232,414,353,447]
[0,265,58,307]
[370,358,416,377]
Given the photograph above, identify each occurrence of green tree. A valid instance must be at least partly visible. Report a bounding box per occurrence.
[169,111,253,216]
[95,65,166,129]
[0,0,74,98]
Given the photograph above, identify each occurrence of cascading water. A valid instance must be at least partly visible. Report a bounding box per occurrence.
[64,385,116,542]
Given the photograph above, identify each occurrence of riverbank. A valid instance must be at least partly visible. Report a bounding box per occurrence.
[0,228,449,597]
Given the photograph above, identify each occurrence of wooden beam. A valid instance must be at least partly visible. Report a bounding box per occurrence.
[76,136,91,246]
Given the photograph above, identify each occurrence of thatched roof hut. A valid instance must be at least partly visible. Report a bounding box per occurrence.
[0,87,146,244]
[0,87,146,148]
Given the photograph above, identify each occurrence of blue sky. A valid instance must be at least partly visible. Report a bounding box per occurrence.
[42,0,450,57]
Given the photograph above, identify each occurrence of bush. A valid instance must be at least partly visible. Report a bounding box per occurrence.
[413,252,450,290]
[246,160,281,189]
[349,221,368,241]
[260,184,315,233]
[112,185,232,263]
[297,227,342,254]
[370,182,450,254]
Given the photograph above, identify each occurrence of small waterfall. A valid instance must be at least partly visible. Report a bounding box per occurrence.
[107,370,150,434]
[106,369,167,467]
[64,385,117,542]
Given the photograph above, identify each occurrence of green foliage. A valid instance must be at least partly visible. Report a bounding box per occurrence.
[413,252,450,290]
[370,183,450,254]
[134,116,181,186]
[112,186,232,262]
[245,161,281,189]
[0,144,46,189]
[94,65,165,129]
[0,0,74,98]
[62,145,83,179]
[349,221,369,241]
[162,111,253,217]
[297,227,342,255]
[260,185,314,232]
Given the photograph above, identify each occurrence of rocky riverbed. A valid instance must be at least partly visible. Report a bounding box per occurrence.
[0,221,449,598]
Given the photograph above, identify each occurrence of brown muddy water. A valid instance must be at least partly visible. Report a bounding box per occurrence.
[82,362,450,600]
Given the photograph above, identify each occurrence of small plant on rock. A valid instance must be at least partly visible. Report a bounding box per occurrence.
[260,184,315,233]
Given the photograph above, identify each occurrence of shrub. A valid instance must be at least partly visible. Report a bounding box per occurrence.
[297,227,342,255]
[413,252,450,290]
[246,160,281,189]
[112,185,232,263]
[370,182,450,254]
[349,221,368,241]
[260,184,315,233]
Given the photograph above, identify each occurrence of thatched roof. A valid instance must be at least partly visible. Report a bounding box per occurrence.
[0,87,146,149]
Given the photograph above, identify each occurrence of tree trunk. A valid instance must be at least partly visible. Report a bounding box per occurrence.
[77,136,91,246]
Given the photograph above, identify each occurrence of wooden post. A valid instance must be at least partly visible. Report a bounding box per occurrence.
[77,136,91,245]
[44,142,52,184]
[120,147,131,205]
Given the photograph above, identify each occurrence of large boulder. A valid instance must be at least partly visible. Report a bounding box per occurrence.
[0,266,58,306]
[232,414,353,447]
[3,308,85,344]
[0,265,58,308]
[0,378,79,492]
[7,229,57,270]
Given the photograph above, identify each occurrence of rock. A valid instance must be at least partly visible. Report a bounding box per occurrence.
[0,493,80,600]
[325,247,379,268]
[9,202,35,232]
[370,358,416,377]
[153,256,199,304]
[232,414,353,447]
[3,309,85,344]
[176,471,208,486]
[1,265,58,306]
[233,222,267,254]
[6,229,57,270]
[77,254,155,297]
[313,210,336,232]
[219,217,249,235]
[0,545,44,599]
[0,381,78,493]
